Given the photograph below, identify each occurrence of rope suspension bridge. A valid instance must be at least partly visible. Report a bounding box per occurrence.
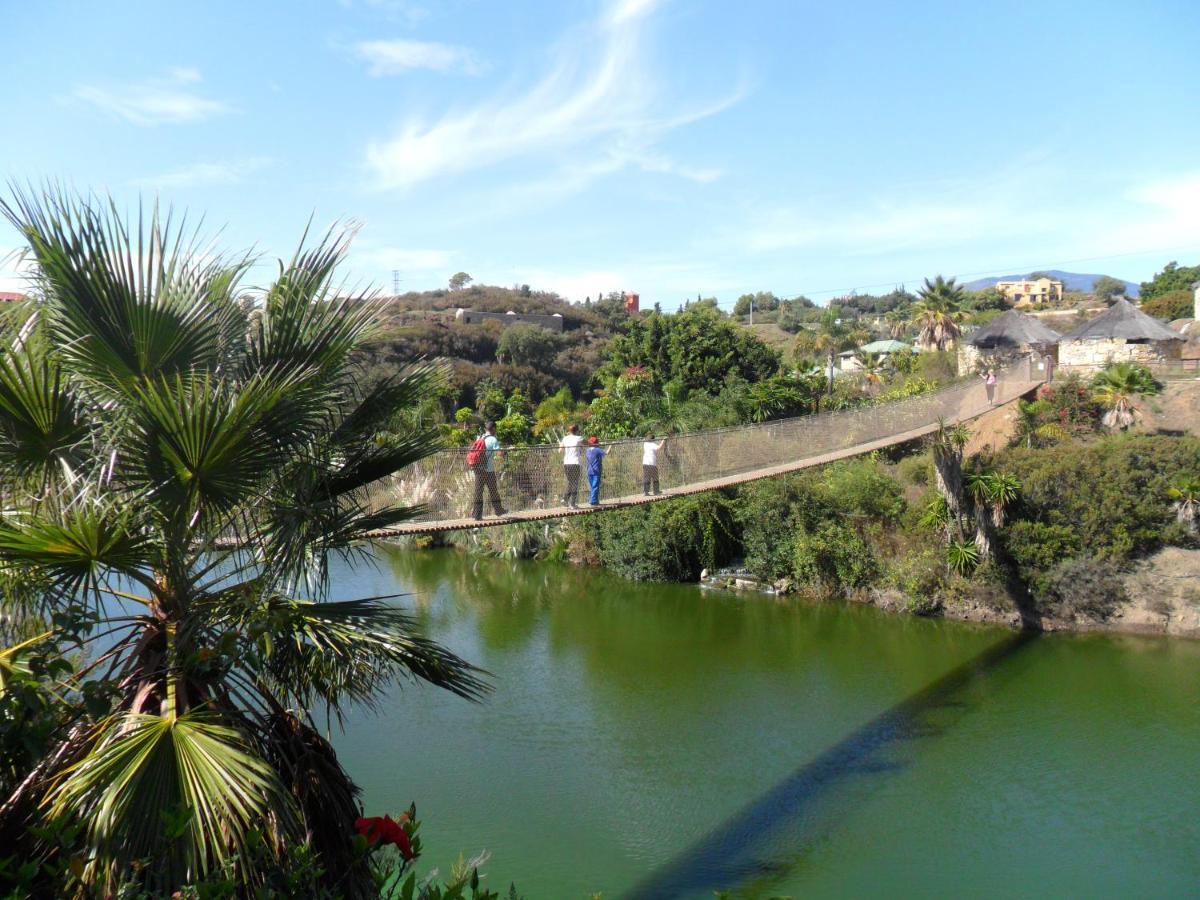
[364,359,1045,537]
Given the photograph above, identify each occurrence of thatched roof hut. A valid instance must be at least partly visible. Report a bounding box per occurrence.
[959,309,1061,373]
[1059,299,1182,369]
[1061,299,1183,342]
[966,310,1061,349]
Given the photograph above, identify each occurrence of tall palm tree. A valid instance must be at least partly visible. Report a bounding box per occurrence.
[1091,362,1159,431]
[0,189,485,896]
[910,275,966,351]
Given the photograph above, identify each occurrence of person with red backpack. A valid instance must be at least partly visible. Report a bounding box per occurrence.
[469,421,506,520]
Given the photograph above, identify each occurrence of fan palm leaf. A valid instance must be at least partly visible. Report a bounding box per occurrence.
[48,710,298,891]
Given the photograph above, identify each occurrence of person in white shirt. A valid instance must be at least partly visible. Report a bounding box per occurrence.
[642,432,666,496]
[559,423,584,508]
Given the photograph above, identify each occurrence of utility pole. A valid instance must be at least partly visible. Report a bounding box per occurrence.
[392,270,401,295]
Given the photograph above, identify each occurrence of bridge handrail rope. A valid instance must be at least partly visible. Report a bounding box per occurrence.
[365,357,1043,533]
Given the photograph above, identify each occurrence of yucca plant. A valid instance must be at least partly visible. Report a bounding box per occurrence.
[1092,362,1159,431]
[0,188,486,896]
[1167,475,1200,534]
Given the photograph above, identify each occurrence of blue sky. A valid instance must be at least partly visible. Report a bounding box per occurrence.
[3,0,1199,308]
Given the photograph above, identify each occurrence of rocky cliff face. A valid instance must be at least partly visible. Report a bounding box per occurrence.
[1115,547,1200,637]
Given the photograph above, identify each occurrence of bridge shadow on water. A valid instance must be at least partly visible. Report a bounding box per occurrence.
[625,630,1040,900]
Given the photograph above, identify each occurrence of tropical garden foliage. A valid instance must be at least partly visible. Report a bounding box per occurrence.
[0,190,498,897]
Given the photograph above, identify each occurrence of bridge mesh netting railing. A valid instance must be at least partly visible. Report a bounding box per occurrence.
[364,359,1038,528]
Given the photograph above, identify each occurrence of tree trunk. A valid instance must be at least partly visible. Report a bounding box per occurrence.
[932,443,965,541]
[973,502,992,561]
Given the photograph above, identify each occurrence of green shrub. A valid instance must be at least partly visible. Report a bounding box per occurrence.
[580,491,738,581]
[821,457,905,521]
[886,546,946,615]
[1003,521,1081,572]
[735,474,836,581]
[896,451,932,486]
[793,520,877,594]
[999,433,1198,565]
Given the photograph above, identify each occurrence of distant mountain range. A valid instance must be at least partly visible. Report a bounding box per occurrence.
[962,269,1140,298]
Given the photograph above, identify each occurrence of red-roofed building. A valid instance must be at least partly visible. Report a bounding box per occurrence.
[0,292,27,302]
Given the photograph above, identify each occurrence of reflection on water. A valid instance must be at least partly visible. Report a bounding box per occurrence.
[334,547,1200,899]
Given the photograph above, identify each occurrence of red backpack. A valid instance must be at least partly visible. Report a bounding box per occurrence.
[465,437,487,468]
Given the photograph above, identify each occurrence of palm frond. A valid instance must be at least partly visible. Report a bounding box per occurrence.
[0,347,89,482]
[243,225,377,381]
[48,710,298,891]
[0,501,158,603]
[1,188,246,395]
[210,595,489,708]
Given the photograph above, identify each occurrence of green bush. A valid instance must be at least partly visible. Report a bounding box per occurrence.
[886,546,946,615]
[793,520,877,594]
[895,451,932,486]
[580,492,738,581]
[999,434,1199,566]
[821,457,905,521]
[1003,521,1082,572]
[735,475,835,581]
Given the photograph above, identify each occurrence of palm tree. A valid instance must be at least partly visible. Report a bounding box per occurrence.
[910,275,966,351]
[0,189,485,896]
[883,308,909,340]
[853,350,888,393]
[1092,362,1159,431]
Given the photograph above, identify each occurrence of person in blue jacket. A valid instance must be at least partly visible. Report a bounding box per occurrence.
[585,435,607,506]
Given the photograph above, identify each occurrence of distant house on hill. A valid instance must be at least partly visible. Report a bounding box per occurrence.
[995,277,1064,308]
[0,291,27,302]
[455,308,565,332]
[1058,299,1182,370]
[959,309,1062,373]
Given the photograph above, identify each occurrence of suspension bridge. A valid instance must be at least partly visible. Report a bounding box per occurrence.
[364,359,1045,537]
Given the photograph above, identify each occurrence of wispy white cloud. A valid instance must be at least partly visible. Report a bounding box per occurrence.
[73,68,233,126]
[353,38,483,76]
[133,157,272,189]
[364,0,740,190]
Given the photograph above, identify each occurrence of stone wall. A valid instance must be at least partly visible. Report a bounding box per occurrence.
[1057,338,1181,373]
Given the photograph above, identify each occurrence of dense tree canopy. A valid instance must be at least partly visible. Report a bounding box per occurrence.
[1140,261,1200,301]
[601,307,781,393]
[496,322,563,369]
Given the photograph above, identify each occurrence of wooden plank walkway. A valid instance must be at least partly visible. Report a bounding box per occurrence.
[365,381,1042,538]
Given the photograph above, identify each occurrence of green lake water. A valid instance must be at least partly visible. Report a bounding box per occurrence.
[332,546,1200,898]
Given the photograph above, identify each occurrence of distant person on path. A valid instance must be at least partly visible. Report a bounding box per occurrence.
[982,368,997,405]
[585,435,607,506]
[470,421,506,520]
[559,423,584,508]
[642,432,666,496]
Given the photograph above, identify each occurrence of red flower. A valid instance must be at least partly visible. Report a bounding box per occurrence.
[355,814,415,861]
